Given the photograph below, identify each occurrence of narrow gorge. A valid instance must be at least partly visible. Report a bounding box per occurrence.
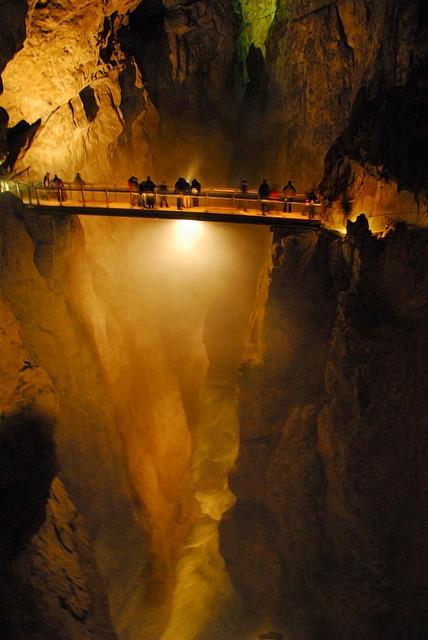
[1,1,427,640]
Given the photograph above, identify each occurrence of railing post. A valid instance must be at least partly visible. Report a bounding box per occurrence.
[81,188,86,207]
[105,189,109,208]
[36,186,40,206]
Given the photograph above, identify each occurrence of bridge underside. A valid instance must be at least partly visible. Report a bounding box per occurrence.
[23,203,322,231]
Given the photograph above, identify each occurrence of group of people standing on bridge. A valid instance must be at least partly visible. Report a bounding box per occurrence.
[128,175,202,210]
[40,170,319,217]
[254,178,317,217]
[43,171,86,202]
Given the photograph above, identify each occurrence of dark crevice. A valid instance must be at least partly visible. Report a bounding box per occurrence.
[334,4,354,53]
[291,1,338,24]
[321,60,428,198]
[79,86,99,123]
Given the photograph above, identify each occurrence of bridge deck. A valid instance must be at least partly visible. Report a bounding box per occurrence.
[25,201,321,230]
[4,181,323,230]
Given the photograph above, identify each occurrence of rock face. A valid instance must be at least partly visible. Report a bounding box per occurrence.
[0,2,428,638]
[0,0,27,161]
[0,479,118,640]
[0,0,144,182]
[0,293,58,568]
[0,287,117,640]
[221,224,428,640]
[320,0,428,226]
[0,0,27,83]
[118,0,239,182]
[234,0,428,220]
[0,193,151,638]
[0,0,240,184]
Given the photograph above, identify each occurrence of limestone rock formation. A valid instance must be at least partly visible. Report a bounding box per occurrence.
[0,2,427,639]
[318,0,428,224]
[120,0,239,182]
[0,0,147,182]
[0,294,58,567]
[0,479,118,640]
[0,0,27,81]
[235,0,427,223]
[221,224,428,639]
[0,187,277,639]
[0,0,27,162]
[221,229,348,637]
[0,192,160,639]
[0,0,240,184]
[0,288,117,640]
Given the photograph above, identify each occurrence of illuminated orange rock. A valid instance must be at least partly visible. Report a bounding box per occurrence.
[0,0,149,182]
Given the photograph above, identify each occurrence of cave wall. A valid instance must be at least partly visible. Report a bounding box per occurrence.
[0,479,119,640]
[1,2,428,638]
[221,223,428,639]
[0,288,117,640]
[0,0,147,182]
[117,0,239,183]
[234,0,428,220]
[0,193,156,639]
[320,0,428,227]
[0,0,241,185]
[262,0,393,187]
[0,0,27,162]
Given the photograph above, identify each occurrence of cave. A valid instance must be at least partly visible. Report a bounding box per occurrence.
[1,2,428,640]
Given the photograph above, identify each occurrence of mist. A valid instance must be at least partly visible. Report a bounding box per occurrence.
[67,215,272,638]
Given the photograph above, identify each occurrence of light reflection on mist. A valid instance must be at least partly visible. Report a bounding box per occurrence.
[127,218,224,278]
[173,219,204,254]
[78,215,271,640]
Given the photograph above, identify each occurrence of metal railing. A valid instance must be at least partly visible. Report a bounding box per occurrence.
[1,179,325,220]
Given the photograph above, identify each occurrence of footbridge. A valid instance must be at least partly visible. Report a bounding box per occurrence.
[1,181,323,231]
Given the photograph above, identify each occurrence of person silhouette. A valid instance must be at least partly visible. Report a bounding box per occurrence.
[258,179,270,215]
[282,179,297,213]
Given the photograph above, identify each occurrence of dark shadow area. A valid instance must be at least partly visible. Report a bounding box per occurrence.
[79,86,99,123]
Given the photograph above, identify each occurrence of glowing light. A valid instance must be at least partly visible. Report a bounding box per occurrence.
[174,219,203,252]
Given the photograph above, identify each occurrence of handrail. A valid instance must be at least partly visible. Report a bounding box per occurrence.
[2,179,325,221]
[14,181,320,201]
